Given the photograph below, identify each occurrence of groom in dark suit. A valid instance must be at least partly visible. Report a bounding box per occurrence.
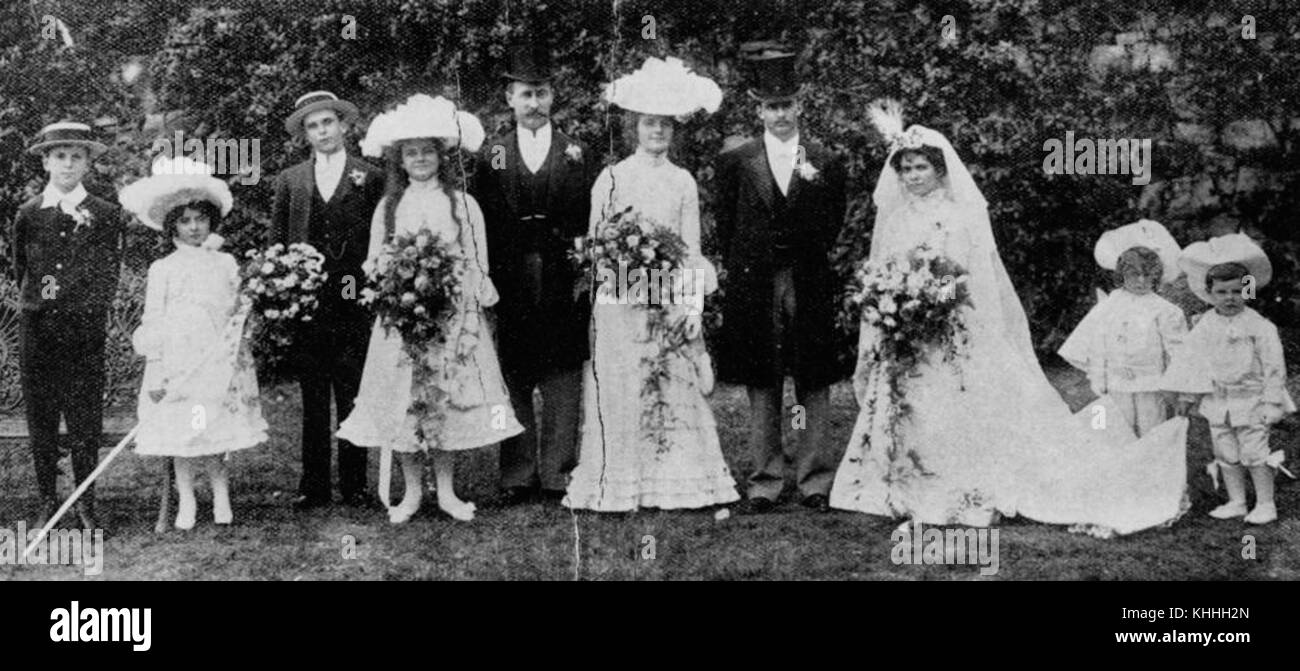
[472,42,595,505]
[271,91,385,510]
[715,46,847,513]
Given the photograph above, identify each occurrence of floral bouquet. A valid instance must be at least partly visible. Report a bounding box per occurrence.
[848,243,971,482]
[359,228,465,359]
[570,205,697,454]
[241,242,327,381]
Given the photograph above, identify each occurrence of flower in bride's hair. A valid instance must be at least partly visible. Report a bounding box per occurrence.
[879,295,897,315]
[400,292,417,306]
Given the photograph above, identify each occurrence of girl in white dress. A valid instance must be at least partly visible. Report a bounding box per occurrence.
[338,94,523,523]
[1058,220,1187,436]
[121,156,268,530]
[829,102,1189,535]
[563,57,739,511]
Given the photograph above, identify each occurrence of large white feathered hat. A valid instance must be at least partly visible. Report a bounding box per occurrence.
[359,94,486,157]
[1179,233,1272,304]
[119,155,233,231]
[1093,219,1183,284]
[603,56,723,118]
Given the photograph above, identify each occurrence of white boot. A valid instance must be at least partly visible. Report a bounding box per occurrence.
[1208,462,1248,519]
[209,457,233,525]
[1244,466,1277,524]
[433,450,474,522]
[174,458,197,530]
[388,453,423,525]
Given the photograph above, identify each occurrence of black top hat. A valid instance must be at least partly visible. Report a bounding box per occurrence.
[741,42,805,102]
[501,41,553,84]
[27,121,108,156]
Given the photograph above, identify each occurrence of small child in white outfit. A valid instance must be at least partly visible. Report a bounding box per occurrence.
[1162,234,1295,525]
[1059,220,1187,436]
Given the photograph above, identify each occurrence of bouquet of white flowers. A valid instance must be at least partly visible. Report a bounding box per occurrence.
[241,242,327,380]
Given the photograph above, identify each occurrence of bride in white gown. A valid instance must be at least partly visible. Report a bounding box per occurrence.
[829,102,1189,535]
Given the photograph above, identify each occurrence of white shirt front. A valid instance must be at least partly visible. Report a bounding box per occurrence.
[40,182,89,215]
[517,123,552,174]
[763,131,800,196]
[314,150,347,201]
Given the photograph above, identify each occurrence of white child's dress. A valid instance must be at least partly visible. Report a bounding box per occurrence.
[563,149,739,511]
[133,236,268,457]
[1058,289,1187,435]
[337,181,523,452]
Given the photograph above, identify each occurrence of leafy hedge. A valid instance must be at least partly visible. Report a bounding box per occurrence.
[2,0,1298,407]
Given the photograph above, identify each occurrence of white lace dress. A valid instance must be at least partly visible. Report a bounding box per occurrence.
[337,180,523,452]
[133,237,268,457]
[563,149,739,511]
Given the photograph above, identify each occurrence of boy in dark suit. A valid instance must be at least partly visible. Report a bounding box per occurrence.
[271,91,385,509]
[12,122,126,529]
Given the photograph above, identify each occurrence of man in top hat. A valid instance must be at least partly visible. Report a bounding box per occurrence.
[12,121,126,529]
[271,91,385,510]
[471,41,596,505]
[714,44,847,513]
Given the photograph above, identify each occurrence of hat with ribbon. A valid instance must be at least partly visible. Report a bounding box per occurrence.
[119,155,233,231]
[27,121,108,157]
[603,56,722,118]
[358,93,485,157]
[284,90,360,135]
[1093,219,1183,284]
[1179,233,1272,304]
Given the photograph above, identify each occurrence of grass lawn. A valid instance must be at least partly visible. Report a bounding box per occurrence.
[1,365,1296,581]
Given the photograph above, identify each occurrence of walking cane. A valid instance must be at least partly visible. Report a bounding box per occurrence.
[23,425,139,560]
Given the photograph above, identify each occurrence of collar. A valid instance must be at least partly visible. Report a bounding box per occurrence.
[406,176,442,194]
[518,122,552,143]
[632,146,670,168]
[172,233,225,253]
[315,150,347,168]
[40,182,88,209]
[763,131,800,155]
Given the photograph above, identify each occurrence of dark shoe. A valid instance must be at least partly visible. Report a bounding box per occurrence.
[538,489,567,503]
[736,496,777,515]
[291,493,331,511]
[493,486,537,508]
[800,493,830,512]
[340,491,380,510]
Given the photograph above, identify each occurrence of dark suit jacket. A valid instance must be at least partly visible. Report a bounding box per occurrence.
[714,136,847,390]
[270,153,385,352]
[471,128,596,380]
[11,193,124,317]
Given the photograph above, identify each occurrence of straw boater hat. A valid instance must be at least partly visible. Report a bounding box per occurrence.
[603,56,722,118]
[1093,219,1183,284]
[118,155,233,231]
[283,90,361,135]
[358,94,485,158]
[27,121,108,157]
[1178,233,1272,304]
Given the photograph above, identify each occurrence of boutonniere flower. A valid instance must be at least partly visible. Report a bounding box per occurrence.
[564,144,583,162]
[70,205,94,232]
[795,160,820,182]
[349,168,367,186]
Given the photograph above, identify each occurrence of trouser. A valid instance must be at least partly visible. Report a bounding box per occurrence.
[298,319,368,499]
[20,309,108,501]
[499,366,582,491]
[745,267,836,500]
[1111,390,1168,436]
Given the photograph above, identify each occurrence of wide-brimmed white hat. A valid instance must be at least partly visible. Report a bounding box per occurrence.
[1093,219,1183,284]
[359,94,485,158]
[603,56,722,118]
[1179,233,1272,304]
[119,155,233,231]
[28,121,108,157]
